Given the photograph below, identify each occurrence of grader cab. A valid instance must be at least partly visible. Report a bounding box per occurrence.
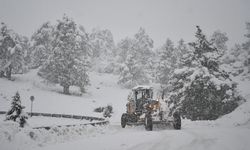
[121,85,181,131]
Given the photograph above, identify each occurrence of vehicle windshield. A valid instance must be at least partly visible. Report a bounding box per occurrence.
[135,89,152,101]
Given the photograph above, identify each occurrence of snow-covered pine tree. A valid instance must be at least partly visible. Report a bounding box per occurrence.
[117,28,154,68]
[211,30,228,57]
[222,44,244,76]
[156,38,176,86]
[157,39,190,97]
[6,92,28,127]
[242,22,250,51]
[90,28,115,58]
[146,52,157,81]
[38,15,91,94]
[30,22,54,68]
[118,50,149,88]
[0,23,26,79]
[89,28,117,73]
[241,22,250,79]
[0,22,15,78]
[133,27,154,67]
[20,36,31,71]
[117,37,134,63]
[116,37,134,75]
[167,26,244,120]
[221,22,250,79]
[117,28,153,87]
[78,26,92,93]
[11,34,28,74]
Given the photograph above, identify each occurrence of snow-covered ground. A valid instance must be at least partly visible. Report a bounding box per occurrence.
[0,69,129,121]
[34,123,250,150]
[1,70,250,150]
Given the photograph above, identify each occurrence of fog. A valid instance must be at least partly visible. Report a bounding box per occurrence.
[0,0,250,47]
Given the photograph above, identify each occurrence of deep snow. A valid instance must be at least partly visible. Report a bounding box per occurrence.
[0,70,250,150]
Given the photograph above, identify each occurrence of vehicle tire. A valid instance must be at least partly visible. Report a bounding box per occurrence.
[121,113,127,128]
[173,112,181,130]
[145,114,153,131]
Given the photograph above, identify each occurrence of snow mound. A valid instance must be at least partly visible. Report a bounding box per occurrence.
[216,78,250,128]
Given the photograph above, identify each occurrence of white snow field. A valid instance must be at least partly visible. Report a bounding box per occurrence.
[1,70,250,150]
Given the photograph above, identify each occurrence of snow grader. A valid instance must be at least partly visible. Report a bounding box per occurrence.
[121,85,181,131]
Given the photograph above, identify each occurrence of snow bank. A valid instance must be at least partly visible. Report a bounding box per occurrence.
[216,78,250,128]
[0,119,112,150]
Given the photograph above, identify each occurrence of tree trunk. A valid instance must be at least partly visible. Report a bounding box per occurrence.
[6,65,12,80]
[63,85,70,95]
[0,71,4,78]
[80,86,86,93]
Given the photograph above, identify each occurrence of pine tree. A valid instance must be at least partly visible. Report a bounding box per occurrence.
[6,92,28,127]
[30,22,54,68]
[242,22,250,50]
[241,22,250,79]
[221,22,250,79]
[78,26,92,92]
[118,50,149,88]
[89,28,117,73]
[117,37,134,64]
[38,15,91,94]
[11,34,28,74]
[167,26,244,120]
[90,28,115,58]
[134,27,154,69]
[156,38,176,86]
[176,39,189,68]
[0,23,13,78]
[20,36,31,71]
[222,44,244,76]
[211,30,228,57]
[117,28,153,87]
[0,23,26,79]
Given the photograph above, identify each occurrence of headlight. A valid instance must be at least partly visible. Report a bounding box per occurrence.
[147,104,154,110]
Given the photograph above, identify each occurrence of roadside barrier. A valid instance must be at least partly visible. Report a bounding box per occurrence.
[0,111,109,129]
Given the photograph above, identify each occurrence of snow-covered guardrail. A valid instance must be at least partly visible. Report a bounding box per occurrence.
[0,111,109,129]
[33,120,109,130]
[0,111,105,121]
[0,111,6,114]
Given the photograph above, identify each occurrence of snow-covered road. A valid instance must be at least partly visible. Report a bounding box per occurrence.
[33,121,250,150]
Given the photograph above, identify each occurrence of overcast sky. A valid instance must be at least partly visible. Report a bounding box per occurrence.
[0,0,250,48]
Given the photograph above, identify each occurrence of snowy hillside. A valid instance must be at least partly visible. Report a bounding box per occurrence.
[0,69,129,122]
[1,71,250,150]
